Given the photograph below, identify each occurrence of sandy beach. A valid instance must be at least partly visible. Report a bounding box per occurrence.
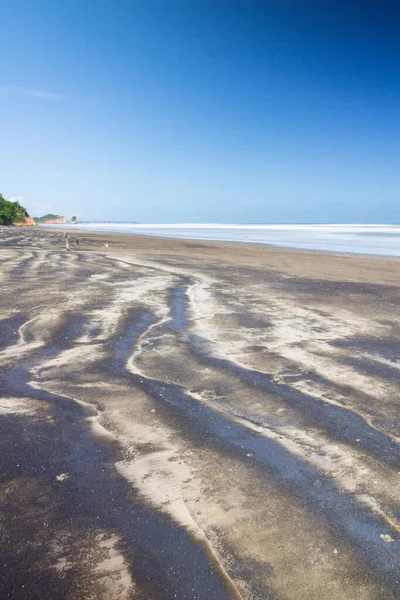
[1,226,400,599]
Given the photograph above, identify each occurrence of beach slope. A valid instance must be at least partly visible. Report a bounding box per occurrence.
[1,227,400,599]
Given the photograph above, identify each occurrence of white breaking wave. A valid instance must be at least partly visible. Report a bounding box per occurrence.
[43,223,400,257]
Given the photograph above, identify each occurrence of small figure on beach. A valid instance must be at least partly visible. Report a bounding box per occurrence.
[63,231,68,239]
[76,238,80,250]
[65,234,70,252]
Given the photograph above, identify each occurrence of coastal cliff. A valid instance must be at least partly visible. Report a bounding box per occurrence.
[34,214,66,224]
[43,216,66,224]
[13,215,37,227]
[0,193,36,226]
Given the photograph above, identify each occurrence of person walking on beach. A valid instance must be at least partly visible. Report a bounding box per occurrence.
[65,234,70,252]
[76,238,80,250]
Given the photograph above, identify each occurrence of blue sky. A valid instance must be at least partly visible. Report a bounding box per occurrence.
[1,0,399,223]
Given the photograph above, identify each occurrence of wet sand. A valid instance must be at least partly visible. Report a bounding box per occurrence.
[0,227,399,599]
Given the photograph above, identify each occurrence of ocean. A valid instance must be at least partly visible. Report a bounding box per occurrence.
[43,223,400,257]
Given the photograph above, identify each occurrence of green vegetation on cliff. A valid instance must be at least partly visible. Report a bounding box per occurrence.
[33,213,63,223]
[0,193,29,225]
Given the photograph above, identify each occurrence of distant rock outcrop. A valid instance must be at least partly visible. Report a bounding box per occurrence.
[34,214,66,224]
[70,216,77,224]
[43,216,66,224]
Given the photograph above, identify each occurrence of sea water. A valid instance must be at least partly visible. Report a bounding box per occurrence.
[44,223,400,257]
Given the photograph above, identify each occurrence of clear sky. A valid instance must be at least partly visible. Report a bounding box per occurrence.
[1,0,399,223]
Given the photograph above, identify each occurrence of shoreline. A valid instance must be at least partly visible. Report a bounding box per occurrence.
[39,222,400,259]
[41,224,400,285]
[1,227,400,599]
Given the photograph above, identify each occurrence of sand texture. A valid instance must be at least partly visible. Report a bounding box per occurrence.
[0,227,400,599]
